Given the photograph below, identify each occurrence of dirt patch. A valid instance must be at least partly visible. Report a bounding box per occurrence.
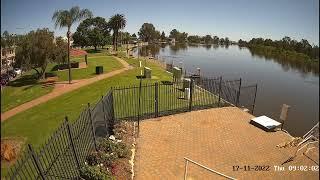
[113,121,136,179]
[1,137,26,165]
[78,62,87,69]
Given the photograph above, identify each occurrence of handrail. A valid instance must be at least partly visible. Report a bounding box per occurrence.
[184,157,236,180]
[303,122,319,139]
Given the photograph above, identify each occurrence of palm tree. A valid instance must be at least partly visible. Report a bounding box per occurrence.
[52,6,92,84]
[108,14,126,51]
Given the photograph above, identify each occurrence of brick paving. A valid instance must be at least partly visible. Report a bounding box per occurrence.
[134,107,319,180]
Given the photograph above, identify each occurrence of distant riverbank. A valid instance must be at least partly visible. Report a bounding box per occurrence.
[247,45,319,75]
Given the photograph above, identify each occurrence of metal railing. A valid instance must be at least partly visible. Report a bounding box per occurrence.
[184,157,236,180]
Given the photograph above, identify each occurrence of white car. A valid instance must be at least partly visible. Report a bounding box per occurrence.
[14,68,22,75]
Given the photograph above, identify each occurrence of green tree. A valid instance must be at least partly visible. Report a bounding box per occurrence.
[52,6,92,83]
[213,36,219,44]
[187,35,201,43]
[108,14,127,51]
[204,35,213,44]
[169,29,179,39]
[15,28,56,79]
[219,38,225,44]
[138,23,158,42]
[224,37,230,45]
[160,31,166,41]
[73,17,110,50]
[1,31,16,48]
[54,37,68,64]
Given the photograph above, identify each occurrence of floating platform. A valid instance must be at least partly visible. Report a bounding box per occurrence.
[250,115,281,131]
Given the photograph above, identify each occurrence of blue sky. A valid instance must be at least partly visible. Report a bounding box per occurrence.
[1,0,319,44]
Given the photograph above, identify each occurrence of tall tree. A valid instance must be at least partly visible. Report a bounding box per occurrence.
[73,17,110,50]
[52,6,92,83]
[15,28,56,79]
[213,36,219,44]
[108,14,126,51]
[138,23,158,42]
[160,31,166,41]
[204,35,213,44]
[187,35,201,43]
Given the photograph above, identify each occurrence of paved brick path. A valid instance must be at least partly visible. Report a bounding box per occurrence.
[1,56,131,121]
[135,107,319,180]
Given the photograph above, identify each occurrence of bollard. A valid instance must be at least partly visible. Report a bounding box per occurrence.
[280,104,290,130]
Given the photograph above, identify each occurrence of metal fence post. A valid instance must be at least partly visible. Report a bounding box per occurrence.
[101,95,108,130]
[189,79,194,111]
[28,144,45,180]
[154,82,159,117]
[110,89,115,133]
[218,76,222,107]
[137,79,142,133]
[236,78,242,107]
[87,103,98,151]
[251,84,258,114]
[65,117,81,172]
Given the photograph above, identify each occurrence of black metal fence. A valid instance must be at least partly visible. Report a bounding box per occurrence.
[5,92,114,180]
[5,78,257,179]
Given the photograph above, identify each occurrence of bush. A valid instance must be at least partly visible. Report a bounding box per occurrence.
[97,139,130,158]
[80,164,113,180]
[44,72,57,78]
[70,61,79,68]
[86,151,117,166]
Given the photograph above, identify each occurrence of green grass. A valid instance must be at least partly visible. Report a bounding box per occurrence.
[1,75,54,113]
[1,54,123,113]
[53,56,123,81]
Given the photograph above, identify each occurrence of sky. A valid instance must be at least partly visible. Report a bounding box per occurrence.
[1,0,319,44]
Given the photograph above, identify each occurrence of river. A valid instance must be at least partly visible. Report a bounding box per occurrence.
[133,43,319,136]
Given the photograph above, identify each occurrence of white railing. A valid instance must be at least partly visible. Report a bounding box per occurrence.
[294,122,319,157]
[184,157,236,180]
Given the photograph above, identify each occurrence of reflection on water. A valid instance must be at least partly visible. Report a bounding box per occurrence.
[133,43,319,136]
[248,47,319,76]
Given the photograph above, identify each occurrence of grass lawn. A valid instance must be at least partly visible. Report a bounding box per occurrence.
[1,54,122,113]
[53,55,123,81]
[1,75,54,113]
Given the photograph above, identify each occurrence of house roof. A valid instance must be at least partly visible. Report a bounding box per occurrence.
[70,49,87,57]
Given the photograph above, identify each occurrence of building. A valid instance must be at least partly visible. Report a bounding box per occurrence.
[168,38,175,44]
[1,47,16,74]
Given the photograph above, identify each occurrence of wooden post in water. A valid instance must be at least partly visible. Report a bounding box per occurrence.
[280,104,290,130]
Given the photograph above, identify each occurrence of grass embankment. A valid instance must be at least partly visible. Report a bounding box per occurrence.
[1,54,122,113]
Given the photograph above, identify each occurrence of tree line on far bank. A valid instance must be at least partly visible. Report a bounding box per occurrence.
[238,37,319,61]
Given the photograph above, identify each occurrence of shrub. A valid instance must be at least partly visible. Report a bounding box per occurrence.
[44,72,57,78]
[97,139,130,158]
[80,164,113,180]
[86,151,117,166]
[70,61,79,68]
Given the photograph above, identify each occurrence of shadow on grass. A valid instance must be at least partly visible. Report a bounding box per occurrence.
[85,49,102,54]
[8,75,39,88]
